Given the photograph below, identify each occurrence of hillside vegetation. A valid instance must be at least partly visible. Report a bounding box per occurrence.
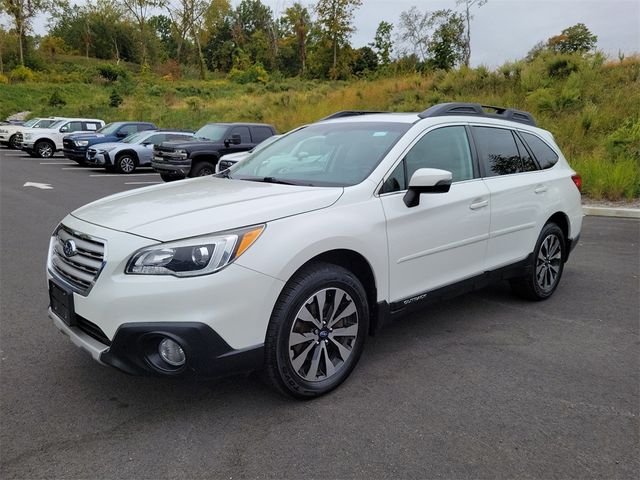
[1,52,639,200]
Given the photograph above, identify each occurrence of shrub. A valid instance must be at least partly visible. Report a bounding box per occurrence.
[97,63,129,82]
[48,89,66,107]
[109,90,123,107]
[606,119,640,161]
[228,63,269,84]
[185,96,201,112]
[9,65,35,83]
[0,74,8,85]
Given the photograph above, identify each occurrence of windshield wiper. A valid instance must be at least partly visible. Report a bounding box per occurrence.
[254,176,299,185]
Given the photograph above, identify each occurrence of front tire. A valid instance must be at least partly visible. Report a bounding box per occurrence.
[115,153,137,174]
[8,134,19,149]
[190,162,215,177]
[511,223,566,301]
[34,140,55,158]
[263,262,369,399]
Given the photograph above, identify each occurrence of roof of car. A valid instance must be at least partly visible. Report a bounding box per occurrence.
[204,122,274,127]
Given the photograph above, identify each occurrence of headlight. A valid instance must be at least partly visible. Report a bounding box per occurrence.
[0,129,8,134]
[76,140,89,146]
[174,149,188,158]
[125,225,265,277]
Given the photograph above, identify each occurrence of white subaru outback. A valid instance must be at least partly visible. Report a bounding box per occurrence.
[47,103,583,398]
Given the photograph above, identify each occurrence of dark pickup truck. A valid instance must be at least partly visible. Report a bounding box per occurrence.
[152,122,276,181]
[63,121,156,164]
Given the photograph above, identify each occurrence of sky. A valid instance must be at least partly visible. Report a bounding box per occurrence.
[19,0,640,68]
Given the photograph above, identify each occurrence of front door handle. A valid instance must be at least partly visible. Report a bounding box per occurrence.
[534,185,548,194]
[469,199,489,210]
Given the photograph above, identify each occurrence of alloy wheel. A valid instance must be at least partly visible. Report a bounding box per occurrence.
[536,234,562,291]
[38,143,53,158]
[119,156,135,173]
[288,287,359,382]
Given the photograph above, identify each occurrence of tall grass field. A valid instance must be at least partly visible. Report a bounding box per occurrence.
[1,53,639,200]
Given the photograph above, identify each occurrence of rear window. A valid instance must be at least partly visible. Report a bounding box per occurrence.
[520,132,559,169]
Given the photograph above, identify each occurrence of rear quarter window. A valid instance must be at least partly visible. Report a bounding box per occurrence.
[520,132,559,169]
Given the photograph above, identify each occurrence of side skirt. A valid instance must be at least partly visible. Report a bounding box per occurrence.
[375,254,533,330]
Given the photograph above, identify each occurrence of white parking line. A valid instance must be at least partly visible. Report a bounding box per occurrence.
[90,173,159,177]
[40,162,76,165]
[125,181,161,185]
[61,167,87,170]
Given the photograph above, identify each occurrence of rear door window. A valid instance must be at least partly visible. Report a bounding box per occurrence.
[472,127,523,177]
[251,126,273,143]
[520,132,559,169]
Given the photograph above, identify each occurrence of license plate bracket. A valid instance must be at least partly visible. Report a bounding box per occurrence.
[49,280,76,326]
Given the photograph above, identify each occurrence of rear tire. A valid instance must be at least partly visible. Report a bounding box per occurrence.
[115,153,137,174]
[263,262,369,399]
[510,223,565,301]
[190,162,215,177]
[34,140,55,158]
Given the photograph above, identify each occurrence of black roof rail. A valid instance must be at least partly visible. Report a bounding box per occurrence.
[418,102,537,126]
[320,110,389,121]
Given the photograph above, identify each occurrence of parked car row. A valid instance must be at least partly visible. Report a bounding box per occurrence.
[2,115,280,176]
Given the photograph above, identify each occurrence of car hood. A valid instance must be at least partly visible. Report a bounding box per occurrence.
[221,151,250,161]
[71,176,343,241]
[159,139,213,150]
[67,133,104,140]
[91,141,124,151]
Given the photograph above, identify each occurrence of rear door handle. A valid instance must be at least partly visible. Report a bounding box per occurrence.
[534,185,548,194]
[469,199,489,210]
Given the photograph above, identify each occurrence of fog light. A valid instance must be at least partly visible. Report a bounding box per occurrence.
[158,338,186,366]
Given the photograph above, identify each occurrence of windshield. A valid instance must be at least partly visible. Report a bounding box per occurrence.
[98,123,120,135]
[230,122,410,187]
[194,124,228,142]
[23,119,38,127]
[122,132,147,144]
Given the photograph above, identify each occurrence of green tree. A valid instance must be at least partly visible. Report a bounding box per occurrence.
[370,20,392,65]
[1,0,49,65]
[352,45,377,75]
[282,2,311,75]
[426,10,465,70]
[548,23,598,54]
[315,0,362,79]
[119,0,167,65]
[456,0,487,66]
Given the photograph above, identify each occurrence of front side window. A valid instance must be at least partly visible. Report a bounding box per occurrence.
[473,126,523,177]
[230,126,251,143]
[405,126,474,184]
[60,121,83,133]
[118,124,139,136]
[98,123,119,135]
[521,132,559,169]
[230,122,410,187]
[122,132,147,144]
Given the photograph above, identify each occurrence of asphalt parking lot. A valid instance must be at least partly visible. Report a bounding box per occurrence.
[1,147,638,479]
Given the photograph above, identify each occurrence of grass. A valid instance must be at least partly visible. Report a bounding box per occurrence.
[1,52,639,199]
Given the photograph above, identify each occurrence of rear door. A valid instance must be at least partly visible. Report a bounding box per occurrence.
[471,125,544,269]
[381,125,491,302]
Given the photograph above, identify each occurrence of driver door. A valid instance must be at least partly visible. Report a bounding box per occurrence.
[380,125,491,303]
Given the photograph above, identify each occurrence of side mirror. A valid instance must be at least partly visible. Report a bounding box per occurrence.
[231,134,242,145]
[116,131,128,138]
[403,168,452,208]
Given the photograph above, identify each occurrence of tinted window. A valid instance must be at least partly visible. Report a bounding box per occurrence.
[61,121,84,133]
[514,134,538,171]
[405,126,474,183]
[473,127,523,177]
[521,132,559,169]
[137,123,155,132]
[381,161,406,193]
[230,126,251,143]
[144,134,165,144]
[166,133,193,141]
[119,124,139,136]
[251,126,273,143]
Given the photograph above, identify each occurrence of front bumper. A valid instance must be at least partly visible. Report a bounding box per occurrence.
[21,141,34,152]
[86,151,110,166]
[62,147,88,161]
[48,215,284,377]
[152,154,191,177]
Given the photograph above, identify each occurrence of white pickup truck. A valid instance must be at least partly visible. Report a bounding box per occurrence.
[19,118,105,158]
[0,118,62,149]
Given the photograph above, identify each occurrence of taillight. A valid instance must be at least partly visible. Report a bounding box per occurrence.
[571,173,582,193]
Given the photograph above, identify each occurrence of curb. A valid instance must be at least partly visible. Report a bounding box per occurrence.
[583,206,640,219]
